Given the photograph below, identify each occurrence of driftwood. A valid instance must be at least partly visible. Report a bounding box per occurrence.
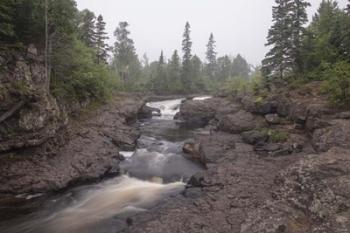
[0,100,25,124]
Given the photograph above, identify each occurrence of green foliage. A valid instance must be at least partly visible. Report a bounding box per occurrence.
[224,69,263,96]
[113,21,141,89]
[321,61,350,105]
[262,0,310,80]
[181,22,193,93]
[259,128,289,143]
[51,39,120,102]
[205,33,217,80]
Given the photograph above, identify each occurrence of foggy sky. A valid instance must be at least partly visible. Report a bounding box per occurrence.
[75,0,348,65]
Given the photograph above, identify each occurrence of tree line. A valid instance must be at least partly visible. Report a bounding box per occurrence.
[0,0,253,101]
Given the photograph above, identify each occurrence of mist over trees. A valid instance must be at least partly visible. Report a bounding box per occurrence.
[2,0,349,105]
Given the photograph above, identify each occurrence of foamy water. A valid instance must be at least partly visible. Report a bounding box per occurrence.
[146,99,184,119]
[1,176,185,233]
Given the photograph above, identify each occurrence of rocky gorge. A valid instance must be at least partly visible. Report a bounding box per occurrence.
[123,83,350,233]
[1,47,349,233]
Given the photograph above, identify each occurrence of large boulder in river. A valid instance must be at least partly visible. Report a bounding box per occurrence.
[138,104,161,119]
[175,97,240,128]
[218,110,266,134]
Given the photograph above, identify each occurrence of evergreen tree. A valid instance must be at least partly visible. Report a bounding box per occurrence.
[205,33,217,79]
[191,55,204,91]
[262,0,294,80]
[232,54,250,78]
[181,22,193,92]
[290,0,310,73]
[153,51,168,93]
[167,50,182,93]
[304,0,343,69]
[95,14,110,64]
[0,0,15,43]
[347,0,350,13]
[78,9,96,48]
[113,21,141,85]
[217,55,232,81]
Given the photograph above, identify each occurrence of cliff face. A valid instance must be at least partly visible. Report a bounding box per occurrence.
[0,45,145,194]
[0,45,64,152]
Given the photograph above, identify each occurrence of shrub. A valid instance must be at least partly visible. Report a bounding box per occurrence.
[259,128,289,143]
[321,61,350,105]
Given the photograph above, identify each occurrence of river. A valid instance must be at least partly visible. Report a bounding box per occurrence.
[0,98,205,233]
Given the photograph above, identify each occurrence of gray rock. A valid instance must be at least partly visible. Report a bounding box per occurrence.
[265,114,280,124]
[218,110,264,134]
[241,130,269,145]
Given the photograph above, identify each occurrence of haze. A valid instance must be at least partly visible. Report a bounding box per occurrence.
[76,0,348,65]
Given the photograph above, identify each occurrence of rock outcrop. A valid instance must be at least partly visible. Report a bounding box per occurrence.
[0,47,63,152]
[0,46,146,194]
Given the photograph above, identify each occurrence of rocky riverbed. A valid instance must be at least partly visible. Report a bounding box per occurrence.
[123,84,350,233]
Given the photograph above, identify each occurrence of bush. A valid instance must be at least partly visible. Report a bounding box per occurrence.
[321,61,350,105]
[51,39,122,103]
[224,72,264,96]
[259,128,289,143]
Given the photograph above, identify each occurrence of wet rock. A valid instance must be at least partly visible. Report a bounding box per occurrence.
[241,95,291,117]
[335,111,350,119]
[312,119,350,152]
[218,110,264,134]
[176,98,239,128]
[265,114,280,124]
[138,104,160,119]
[183,133,236,165]
[241,130,269,145]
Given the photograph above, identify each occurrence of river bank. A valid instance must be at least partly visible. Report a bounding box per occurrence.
[0,95,147,195]
[123,82,350,233]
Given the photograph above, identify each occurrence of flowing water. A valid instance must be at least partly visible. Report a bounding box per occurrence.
[0,98,205,233]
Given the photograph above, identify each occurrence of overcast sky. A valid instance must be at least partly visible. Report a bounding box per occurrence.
[75,0,348,65]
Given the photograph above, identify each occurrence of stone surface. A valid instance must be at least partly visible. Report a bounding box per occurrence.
[218,110,265,133]
[0,96,144,194]
[312,119,350,152]
[265,113,281,124]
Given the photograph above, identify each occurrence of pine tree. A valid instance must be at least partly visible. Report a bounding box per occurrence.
[347,0,350,13]
[0,0,15,43]
[78,9,96,48]
[95,15,110,64]
[113,21,140,84]
[290,0,311,73]
[217,55,232,81]
[154,51,168,93]
[232,54,250,78]
[191,55,204,91]
[181,22,193,92]
[262,0,294,80]
[205,33,217,79]
[168,50,182,93]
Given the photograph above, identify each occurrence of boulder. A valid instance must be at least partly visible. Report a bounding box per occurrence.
[241,130,269,145]
[138,104,160,119]
[183,133,237,165]
[312,119,350,152]
[176,97,239,128]
[218,110,265,134]
[265,114,281,124]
